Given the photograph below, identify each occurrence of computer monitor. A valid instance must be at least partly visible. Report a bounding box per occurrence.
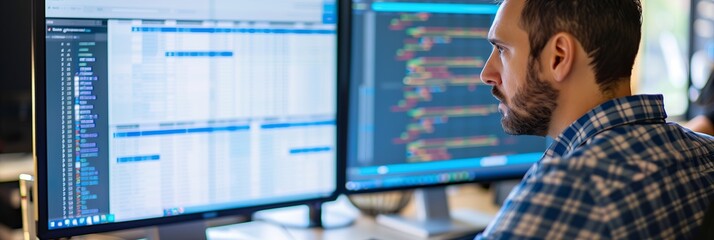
[32,0,346,238]
[346,0,547,237]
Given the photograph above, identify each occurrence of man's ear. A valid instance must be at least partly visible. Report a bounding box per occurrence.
[546,33,576,83]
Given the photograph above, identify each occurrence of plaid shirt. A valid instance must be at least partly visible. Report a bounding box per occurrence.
[477,95,714,239]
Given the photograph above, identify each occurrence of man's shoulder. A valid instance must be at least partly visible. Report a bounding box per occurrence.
[540,122,714,196]
[569,122,714,161]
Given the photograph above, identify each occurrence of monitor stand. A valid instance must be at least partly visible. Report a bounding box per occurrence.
[156,220,211,240]
[376,187,494,238]
[252,197,357,229]
[205,220,300,240]
[83,221,207,240]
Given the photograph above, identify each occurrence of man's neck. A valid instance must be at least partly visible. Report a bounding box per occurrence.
[547,79,632,139]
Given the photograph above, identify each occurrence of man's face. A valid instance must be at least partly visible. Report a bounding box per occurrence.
[480,0,559,136]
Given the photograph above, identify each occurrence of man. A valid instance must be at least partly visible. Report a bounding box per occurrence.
[477,0,714,239]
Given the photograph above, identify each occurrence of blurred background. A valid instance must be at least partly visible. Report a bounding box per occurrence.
[0,0,32,235]
[636,0,714,119]
[0,0,31,155]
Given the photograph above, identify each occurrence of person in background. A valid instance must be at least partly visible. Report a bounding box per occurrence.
[685,68,714,135]
[476,0,714,239]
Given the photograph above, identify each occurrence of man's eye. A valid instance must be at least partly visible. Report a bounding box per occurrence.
[496,46,504,53]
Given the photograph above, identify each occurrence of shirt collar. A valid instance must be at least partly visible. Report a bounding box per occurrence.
[545,94,668,158]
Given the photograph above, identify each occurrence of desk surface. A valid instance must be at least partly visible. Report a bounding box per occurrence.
[204,185,498,240]
[284,185,499,240]
[5,184,500,240]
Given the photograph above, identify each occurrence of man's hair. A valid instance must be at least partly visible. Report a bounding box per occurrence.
[518,0,642,93]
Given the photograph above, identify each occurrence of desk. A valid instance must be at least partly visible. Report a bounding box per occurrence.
[211,185,499,240]
[295,185,498,240]
[6,184,500,240]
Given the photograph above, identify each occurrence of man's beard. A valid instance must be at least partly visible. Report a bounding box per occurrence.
[492,59,559,136]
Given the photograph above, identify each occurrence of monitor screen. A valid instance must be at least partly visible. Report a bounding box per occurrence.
[346,0,547,192]
[36,0,339,237]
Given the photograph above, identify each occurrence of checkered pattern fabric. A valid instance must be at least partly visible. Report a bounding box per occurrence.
[477,95,714,239]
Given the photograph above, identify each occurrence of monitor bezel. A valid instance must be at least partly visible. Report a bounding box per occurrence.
[343,165,534,195]
[31,0,350,238]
